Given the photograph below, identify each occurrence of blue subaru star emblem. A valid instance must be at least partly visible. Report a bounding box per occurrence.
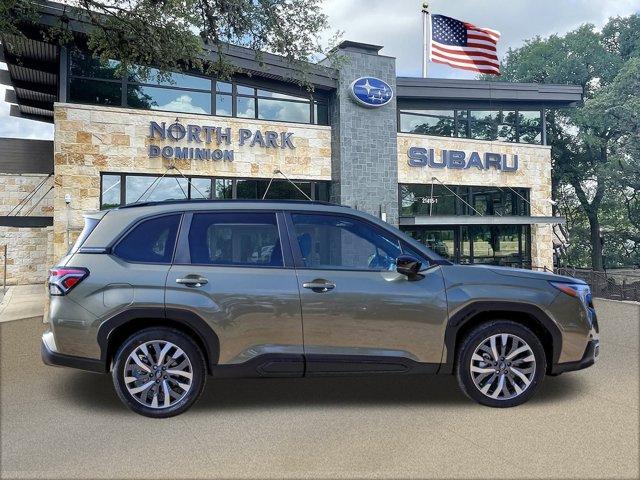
[349,77,394,107]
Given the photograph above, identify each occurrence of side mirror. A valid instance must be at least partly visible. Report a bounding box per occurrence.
[396,254,422,280]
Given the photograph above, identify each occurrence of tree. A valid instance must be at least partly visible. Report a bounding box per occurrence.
[1,0,333,87]
[486,16,640,270]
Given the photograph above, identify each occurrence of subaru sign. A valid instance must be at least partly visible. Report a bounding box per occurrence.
[349,77,393,107]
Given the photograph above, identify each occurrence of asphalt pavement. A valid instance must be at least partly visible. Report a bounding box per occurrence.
[1,299,638,479]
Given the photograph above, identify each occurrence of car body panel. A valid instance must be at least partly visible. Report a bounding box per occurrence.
[297,267,448,364]
[165,264,304,365]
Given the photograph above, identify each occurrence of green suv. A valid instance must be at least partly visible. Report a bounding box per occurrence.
[42,200,599,417]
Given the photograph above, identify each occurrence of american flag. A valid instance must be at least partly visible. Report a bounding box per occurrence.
[429,14,501,75]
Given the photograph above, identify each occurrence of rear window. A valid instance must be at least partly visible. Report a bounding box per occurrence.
[114,215,180,263]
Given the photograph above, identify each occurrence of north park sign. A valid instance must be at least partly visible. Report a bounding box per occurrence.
[148,120,295,161]
[407,147,519,172]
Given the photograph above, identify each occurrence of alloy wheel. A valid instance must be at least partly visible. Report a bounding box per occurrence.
[123,340,193,409]
[470,333,536,400]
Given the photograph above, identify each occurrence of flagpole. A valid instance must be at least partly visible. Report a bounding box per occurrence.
[422,2,430,77]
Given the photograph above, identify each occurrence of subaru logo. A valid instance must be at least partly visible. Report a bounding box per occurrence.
[349,77,393,108]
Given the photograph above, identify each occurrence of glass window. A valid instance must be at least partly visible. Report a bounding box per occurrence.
[470,110,497,140]
[400,110,455,136]
[314,182,330,202]
[126,176,188,204]
[127,85,211,114]
[188,212,282,267]
[237,85,255,95]
[114,215,180,263]
[455,110,469,137]
[236,97,255,118]
[257,89,306,101]
[69,78,122,106]
[101,175,121,209]
[470,225,523,267]
[399,184,458,217]
[214,179,233,199]
[314,102,329,125]
[128,66,210,90]
[291,214,402,271]
[215,93,232,116]
[263,180,311,200]
[235,179,258,199]
[404,228,455,261]
[70,49,121,79]
[258,98,310,123]
[216,81,232,93]
[497,111,517,142]
[518,111,542,144]
[190,178,212,199]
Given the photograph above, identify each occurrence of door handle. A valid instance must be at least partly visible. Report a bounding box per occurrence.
[176,275,208,287]
[302,280,335,293]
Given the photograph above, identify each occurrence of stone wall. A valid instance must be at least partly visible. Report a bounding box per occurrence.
[0,173,54,285]
[324,48,399,224]
[397,134,554,269]
[53,103,332,259]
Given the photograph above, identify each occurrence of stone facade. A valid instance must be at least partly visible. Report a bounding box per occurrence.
[397,134,554,269]
[324,47,399,225]
[52,103,332,259]
[0,173,54,285]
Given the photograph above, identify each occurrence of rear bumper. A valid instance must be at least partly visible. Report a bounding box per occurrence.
[41,333,106,374]
[551,339,600,375]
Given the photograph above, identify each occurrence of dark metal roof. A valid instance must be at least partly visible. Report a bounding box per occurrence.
[1,34,59,122]
[396,77,583,108]
[0,138,54,174]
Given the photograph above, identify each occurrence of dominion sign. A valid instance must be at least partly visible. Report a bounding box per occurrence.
[148,120,295,161]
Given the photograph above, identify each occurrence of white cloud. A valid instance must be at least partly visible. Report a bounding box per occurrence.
[154,94,209,114]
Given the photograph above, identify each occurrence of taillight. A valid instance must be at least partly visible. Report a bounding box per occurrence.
[48,267,89,296]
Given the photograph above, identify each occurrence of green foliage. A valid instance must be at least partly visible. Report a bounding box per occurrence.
[484,15,640,269]
[2,0,334,89]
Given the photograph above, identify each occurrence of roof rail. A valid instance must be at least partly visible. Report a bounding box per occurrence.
[117,198,338,209]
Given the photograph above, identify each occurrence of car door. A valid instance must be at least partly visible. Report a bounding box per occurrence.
[165,210,304,376]
[287,212,448,374]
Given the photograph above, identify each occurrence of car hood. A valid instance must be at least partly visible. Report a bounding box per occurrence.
[465,264,586,284]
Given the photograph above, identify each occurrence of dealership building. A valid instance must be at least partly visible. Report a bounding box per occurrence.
[0,1,582,284]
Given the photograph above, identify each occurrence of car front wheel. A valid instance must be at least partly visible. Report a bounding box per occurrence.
[112,327,206,418]
[456,321,546,408]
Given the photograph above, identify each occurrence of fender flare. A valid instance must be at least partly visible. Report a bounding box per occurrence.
[440,301,562,374]
[97,307,220,372]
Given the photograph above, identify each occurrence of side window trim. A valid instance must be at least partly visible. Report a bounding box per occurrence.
[110,212,183,265]
[285,211,405,272]
[174,209,293,269]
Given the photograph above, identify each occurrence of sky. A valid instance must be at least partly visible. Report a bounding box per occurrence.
[1,0,639,140]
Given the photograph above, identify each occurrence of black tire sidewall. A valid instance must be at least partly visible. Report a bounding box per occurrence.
[456,321,546,408]
[112,327,206,418]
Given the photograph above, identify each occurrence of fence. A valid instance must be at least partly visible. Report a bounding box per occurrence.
[547,267,640,302]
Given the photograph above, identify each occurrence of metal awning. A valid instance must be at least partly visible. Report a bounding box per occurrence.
[399,215,566,226]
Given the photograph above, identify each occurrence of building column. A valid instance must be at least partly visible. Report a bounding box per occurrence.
[322,42,399,225]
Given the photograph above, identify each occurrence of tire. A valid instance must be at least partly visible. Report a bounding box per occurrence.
[112,327,206,418]
[456,320,546,408]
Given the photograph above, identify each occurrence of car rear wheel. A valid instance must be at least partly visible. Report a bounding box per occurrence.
[112,328,206,418]
[456,321,546,408]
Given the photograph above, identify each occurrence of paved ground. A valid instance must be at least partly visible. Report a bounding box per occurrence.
[1,299,638,479]
[0,284,45,323]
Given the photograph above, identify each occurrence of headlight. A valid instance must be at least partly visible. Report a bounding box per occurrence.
[550,282,592,307]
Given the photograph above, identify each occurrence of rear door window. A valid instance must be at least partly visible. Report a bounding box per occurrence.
[188,212,283,267]
[114,214,180,263]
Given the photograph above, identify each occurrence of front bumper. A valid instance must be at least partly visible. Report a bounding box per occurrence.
[41,332,106,374]
[551,339,600,375]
